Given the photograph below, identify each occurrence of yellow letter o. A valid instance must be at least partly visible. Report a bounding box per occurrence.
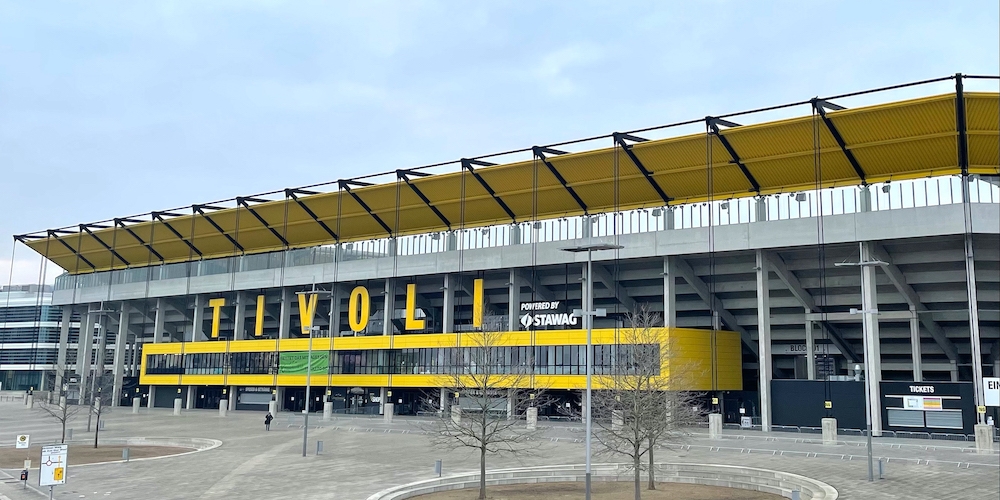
[348,286,370,332]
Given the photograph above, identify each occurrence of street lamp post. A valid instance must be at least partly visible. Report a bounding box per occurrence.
[296,288,334,458]
[561,242,623,500]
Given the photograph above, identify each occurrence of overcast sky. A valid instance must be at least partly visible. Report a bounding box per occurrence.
[2,1,998,286]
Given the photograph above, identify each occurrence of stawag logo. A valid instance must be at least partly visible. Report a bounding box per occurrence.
[519,301,579,329]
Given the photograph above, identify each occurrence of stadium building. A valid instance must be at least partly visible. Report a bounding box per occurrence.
[12,75,1000,435]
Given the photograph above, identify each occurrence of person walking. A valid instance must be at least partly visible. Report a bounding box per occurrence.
[264,412,273,431]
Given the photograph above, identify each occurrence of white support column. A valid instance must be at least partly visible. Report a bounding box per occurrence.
[229,385,237,411]
[962,230,986,422]
[508,270,520,332]
[233,292,246,340]
[755,198,768,222]
[442,275,455,334]
[805,310,815,381]
[147,386,156,408]
[55,308,72,392]
[860,242,883,436]
[663,257,676,328]
[112,304,130,406]
[329,285,342,337]
[509,224,521,245]
[185,386,196,409]
[910,308,922,382]
[154,298,167,343]
[383,280,394,336]
[755,251,772,432]
[191,295,205,341]
[664,207,675,230]
[859,185,873,212]
[76,307,95,382]
[93,310,109,386]
[279,288,293,339]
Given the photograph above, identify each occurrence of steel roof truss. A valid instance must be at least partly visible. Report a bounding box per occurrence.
[115,219,165,262]
[813,99,867,184]
[613,132,672,205]
[152,212,204,257]
[396,170,451,230]
[81,225,131,266]
[532,146,588,214]
[285,189,339,241]
[708,118,761,194]
[49,230,97,270]
[461,159,517,223]
[236,197,290,247]
[338,181,393,237]
[193,205,245,252]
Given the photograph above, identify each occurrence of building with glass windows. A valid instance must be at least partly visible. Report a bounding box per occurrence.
[12,76,1000,434]
[0,285,69,391]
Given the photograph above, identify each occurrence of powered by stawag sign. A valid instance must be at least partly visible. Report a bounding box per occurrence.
[519,301,579,330]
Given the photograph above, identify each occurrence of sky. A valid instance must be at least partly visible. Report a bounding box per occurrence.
[1,0,998,286]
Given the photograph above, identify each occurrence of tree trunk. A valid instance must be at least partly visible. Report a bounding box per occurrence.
[479,445,487,500]
[647,438,655,490]
[94,414,100,448]
[61,421,66,444]
[633,453,641,500]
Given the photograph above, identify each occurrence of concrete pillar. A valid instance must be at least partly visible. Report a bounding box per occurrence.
[663,257,676,328]
[755,251,773,432]
[582,215,593,238]
[950,360,959,382]
[25,393,34,408]
[439,387,450,416]
[446,231,458,251]
[279,288,293,339]
[975,424,995,454]
[93,311,110,383]
[153,298,167,343]
[755,197,768,222]
[329,286,342,337]
[268,398,278,416]
[805,312,815,380]
[173,397,182,416]
[233,292,246,340]
[442,275,455,334]
[185,386,196,409]
[383,280,394,336]
[859,242,883,436]
[219,398,228,417]
[708,413,723,439]
[146,386,156,408]
[506,389,517,420]
[229,386,237,411]
[132,396,141,414]
[76,307,95,389]
[323,401,333,421]
[509,224,521,245]
[664,207,675,230]
[191,295,205,341]
[379,387,387,415]
[910,308,922,382]
[526,407,538,431]
[55,307,72,393]
[821,417,838,445]
[508,270,520,332]
[383,402,394,423]
[111,304,130,407]
[451,405,462,425]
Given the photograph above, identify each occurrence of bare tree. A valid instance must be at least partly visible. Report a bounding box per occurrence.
[85,373,116,448]
[424,316,547,500]
[589,305,704,500]
[35,369,81,444]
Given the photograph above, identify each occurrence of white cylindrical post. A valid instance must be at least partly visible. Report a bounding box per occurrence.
[172,397,182,416]
[132,397,140,414]
[219,398,228,417]
[323,401,333,421]
[383,402,394,423]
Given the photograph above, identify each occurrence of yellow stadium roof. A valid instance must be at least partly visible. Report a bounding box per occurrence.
[17,83,1000,274]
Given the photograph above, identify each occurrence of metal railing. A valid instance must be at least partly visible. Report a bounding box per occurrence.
[55,175,1000,291]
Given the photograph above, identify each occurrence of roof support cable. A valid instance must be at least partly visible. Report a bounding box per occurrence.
[532,146,588,214]
[151,211,204,258]
[461,158,517,223]
[115,218,165,262]
[396,170,452,229]
[81,224,131,267]
[193,204,245,252]
[338,180,393,237]
[284,189,339,241]
[811,99,867,185]
[707,117,761,194]
[236,197,290,247]
[612,132,673,205]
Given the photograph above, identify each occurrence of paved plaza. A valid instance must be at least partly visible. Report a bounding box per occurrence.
[0,399,997,500]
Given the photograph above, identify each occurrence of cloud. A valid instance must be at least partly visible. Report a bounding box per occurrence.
[532,43,608,97]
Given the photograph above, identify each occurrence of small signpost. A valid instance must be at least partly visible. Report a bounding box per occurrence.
[40,443,68,500]
[16,434,29,449]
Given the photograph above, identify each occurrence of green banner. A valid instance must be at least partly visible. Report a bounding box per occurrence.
[279,351,330,375]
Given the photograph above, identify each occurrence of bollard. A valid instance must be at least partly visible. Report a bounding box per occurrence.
[708,413,723,439]
[123,448,130,462]
[173,397,182,416]
[383,403,394,423]
[435,459,442,477]
[316,440,323,455]
[219,399,228,418]
[132,397,141,414]
[526,407,538,431]
[878,458,885,479]
[323,401,333,421]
